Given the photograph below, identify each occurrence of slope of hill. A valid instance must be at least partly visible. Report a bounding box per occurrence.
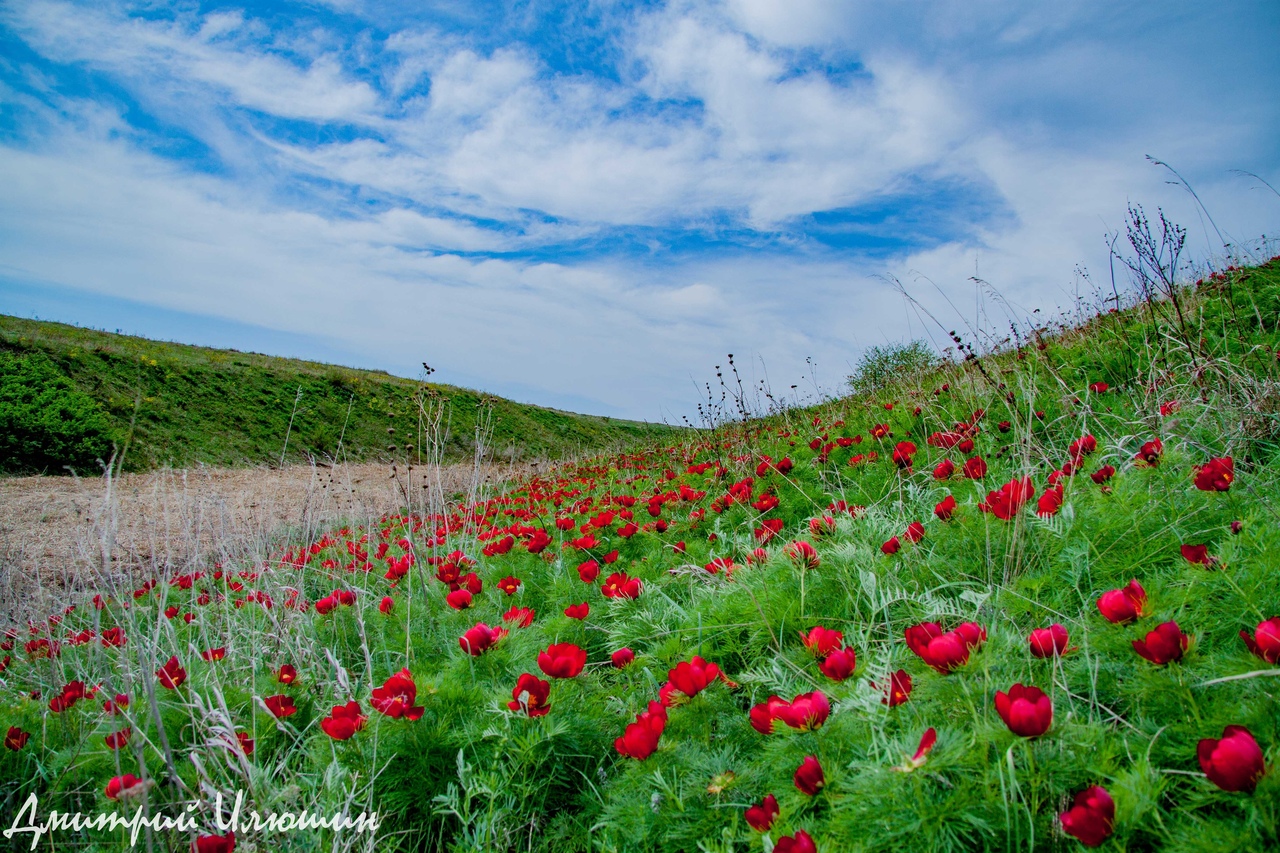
[0,315,682,474]
[2,257,1280,852]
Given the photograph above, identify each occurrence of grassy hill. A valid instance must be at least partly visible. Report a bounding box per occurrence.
[2,255,1280,852]
[0,315,682,474]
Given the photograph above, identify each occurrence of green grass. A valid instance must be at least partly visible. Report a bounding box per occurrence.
[2,259,1279,851]
[0,314,682,473]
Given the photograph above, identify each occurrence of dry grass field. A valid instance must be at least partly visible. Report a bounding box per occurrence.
[0,459,525,622]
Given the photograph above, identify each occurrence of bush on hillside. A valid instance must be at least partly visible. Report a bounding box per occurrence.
[847,339,937,396]
[0,349,115,474]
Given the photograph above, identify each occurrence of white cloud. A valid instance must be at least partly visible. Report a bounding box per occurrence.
[5,0,381,122]
[1,0,1276,422]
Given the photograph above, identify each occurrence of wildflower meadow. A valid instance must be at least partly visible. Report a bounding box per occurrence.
[3,257,1280,852]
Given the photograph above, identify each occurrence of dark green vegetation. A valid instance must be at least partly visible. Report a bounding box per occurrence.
[2,257,1280,852]
[0,348,114,474]
[0,315,680,474]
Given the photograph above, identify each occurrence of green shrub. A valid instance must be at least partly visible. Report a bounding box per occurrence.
[0,349,115,474]
[847,340,937,396]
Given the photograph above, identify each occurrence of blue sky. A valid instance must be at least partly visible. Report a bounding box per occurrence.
[1,1,1277,422]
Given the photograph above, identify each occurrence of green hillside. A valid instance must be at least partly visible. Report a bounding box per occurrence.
[4,258,1280,851]
[0,315,682,474]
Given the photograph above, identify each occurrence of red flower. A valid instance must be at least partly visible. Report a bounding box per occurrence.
[1069,434,1098,460]
[277,664,298,685]
[497,576,522,595]
[564,602,590,619]
[1028,624,1071,658]
[538,643,587,678]
[933,458,955,480]
[893,727,938,772]
[105,774,144,800]
[994,683,1052,737]
[460,623,506,655]
[744,793,779,832]
[904,521,925,543]
[201,647,226,662]
[892,441,917,468]
[793,755,825,795]
[1160,400,1180,416]
[503,606,535,627]
[910,727,937,765]
[100,627,127,648]
[775,831,816,853]
[962,456,987,479]
[809,515,836,536]
[445,589,473,610]
[156,656,187,689]
[1096,580,1147,623]
[507,673,551,717]
[905,622,985,673]
[979,477,1036,520]
[236,732,254,755]
[601,572,642,599]
[379,596,395,614]
[261,693,295,718]
[1180,544,1216,566]
[1088,382,1108,393]
[771,691,830,731]
[785,540,820,569]
[1132,620,1190,665]
[193,832,236,853]
[927,431,962,448]
[5,726,30,751]
[881,536,901,555]
[1090,465,1115,485]
[577,559,600,583]
[314,595,338,615]
[1198,725,1266,792]
[611,648,635,668]
[320,701,367,740]
[436,562,461,585]
[818,647,857,681]
[704,557,736,576]
[1036,484,1064,517]
[934,495,957,520]
[370,668,424,720]
[879,669,912,706]
[799,626,844,656]
[525,529,552,553]
[614,701,667,759]
[1135,438,1163,466]
[755,518,784,544]
[1240,617,1280,663]
[104,727,132,750]
[749,696,789,734]
[1059,786,1115,847]
[667,656,724,698]
[49,680,88,712]
[1194,457,1234,492]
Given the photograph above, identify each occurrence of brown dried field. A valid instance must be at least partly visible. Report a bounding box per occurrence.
[0,459,527,621]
